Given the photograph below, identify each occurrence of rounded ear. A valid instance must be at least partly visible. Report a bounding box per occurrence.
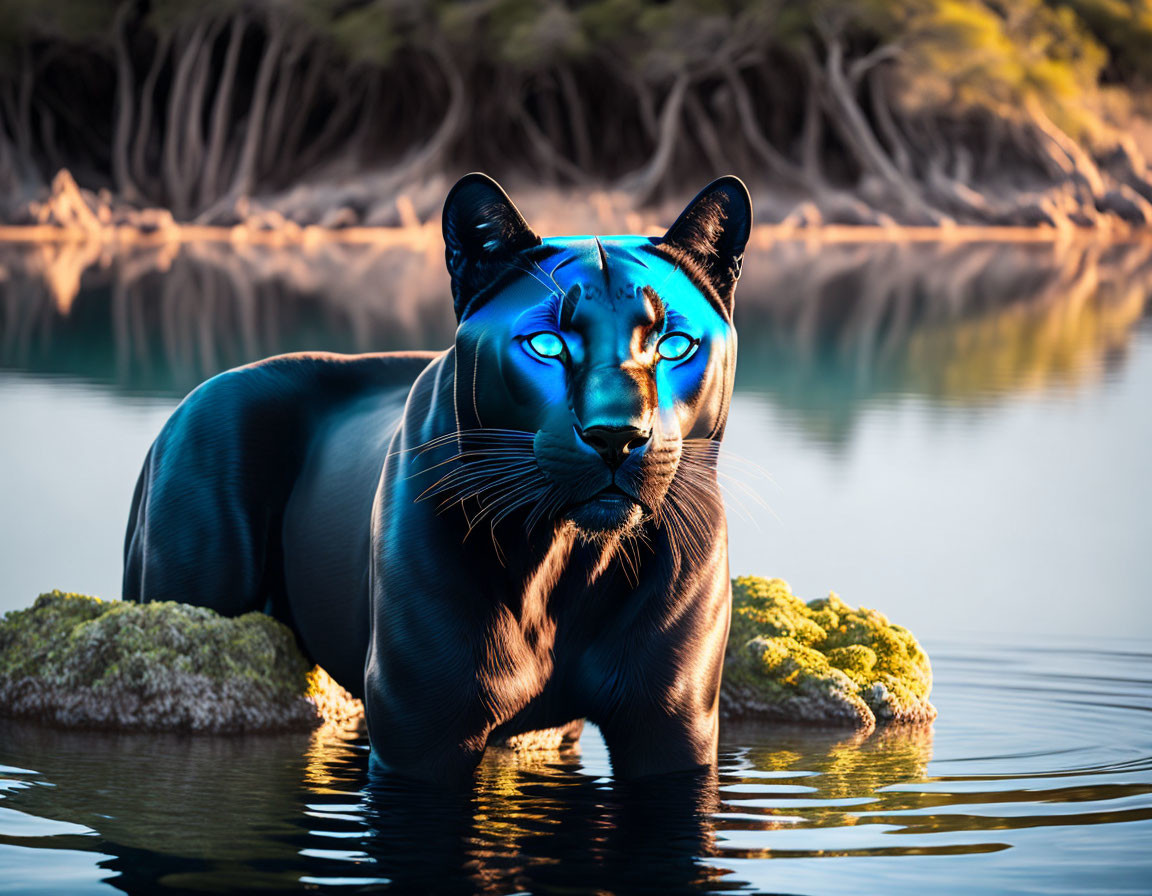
[443,173,541,321]
[660,176,753,316]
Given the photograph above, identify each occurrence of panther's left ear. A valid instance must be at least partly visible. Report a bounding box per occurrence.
[443,172,542,321]
[660,176,752,316]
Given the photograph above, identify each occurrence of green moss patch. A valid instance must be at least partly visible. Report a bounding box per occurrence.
[0,591,331,732]
[2,580,934,734]
[721,577,936,731]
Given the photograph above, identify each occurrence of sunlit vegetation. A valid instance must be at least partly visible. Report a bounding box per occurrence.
[1,0,1151,226]
[731,239,1152,443]
[0,591,365,732]
[722,577,935,730]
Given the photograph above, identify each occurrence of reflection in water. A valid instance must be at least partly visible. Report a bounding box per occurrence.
[355,764,724,894]
[0,718,727,894]
[0,721,315,861]
[732,723,934,809]
[0,646,1149,893]
[0,239,455,395]
[732,240,1152,444]
[2,240,1150,419]
[2,240,1151,892]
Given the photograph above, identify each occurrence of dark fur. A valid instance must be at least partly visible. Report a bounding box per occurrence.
[125,175,752,783]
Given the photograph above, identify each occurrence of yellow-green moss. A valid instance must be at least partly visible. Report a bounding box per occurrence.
[720,577,935,730]
[2,580,933,735]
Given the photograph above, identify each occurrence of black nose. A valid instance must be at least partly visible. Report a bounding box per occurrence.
[579,425,651,470]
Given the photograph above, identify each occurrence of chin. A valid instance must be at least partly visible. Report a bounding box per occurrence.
[565,492,645,540]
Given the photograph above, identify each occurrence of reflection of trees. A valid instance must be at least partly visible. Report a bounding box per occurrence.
[735,239,1152,445]
[2,239,1150,417]
[0,240,455,396]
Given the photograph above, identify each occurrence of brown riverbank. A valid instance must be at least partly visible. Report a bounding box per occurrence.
[5,222,1150,249]
[3,171,1150,251]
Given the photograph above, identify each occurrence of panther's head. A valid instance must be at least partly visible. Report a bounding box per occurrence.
[430,173,751,546]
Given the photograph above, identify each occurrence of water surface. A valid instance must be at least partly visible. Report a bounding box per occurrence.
[2,642,1148,894]
[1,238,1149,893]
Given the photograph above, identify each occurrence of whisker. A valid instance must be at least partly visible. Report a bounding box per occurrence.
[526,488,565,535]
[678,438,778,525]
[530,256,569,299]
[391,427,537,459]
[616,535,639,588]
[428,473,538,513]
[466,482,551,542]
[510,258,566,301]
[467,478,548,525]
[490,486,549,531]
[418,461,539,503]
[408,449,537,479]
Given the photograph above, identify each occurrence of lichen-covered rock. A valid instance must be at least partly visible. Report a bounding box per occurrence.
[491,719,585,754]
[720,577,935,731]
[304,665,364,727]
[2,580,933,735]
[0,591,324,732]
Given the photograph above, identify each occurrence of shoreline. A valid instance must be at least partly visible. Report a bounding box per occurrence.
[1,221,1148,249]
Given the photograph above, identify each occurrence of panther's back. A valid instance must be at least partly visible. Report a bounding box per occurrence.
[123,351,436,690]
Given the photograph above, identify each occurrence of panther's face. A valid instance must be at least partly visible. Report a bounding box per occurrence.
[431,174,751,544]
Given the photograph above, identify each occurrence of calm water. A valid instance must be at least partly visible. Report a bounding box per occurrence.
[1,238,1150,893]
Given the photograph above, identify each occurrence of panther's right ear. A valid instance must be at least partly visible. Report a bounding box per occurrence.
[443,173,541,321]
[660,176,752,319]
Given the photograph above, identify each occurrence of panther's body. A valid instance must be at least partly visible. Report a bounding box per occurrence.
[125,175,752,782]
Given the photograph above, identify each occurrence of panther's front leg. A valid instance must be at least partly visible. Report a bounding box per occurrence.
[363,608,493,783]
[592,572,732,780]
[365,622,552,784]
[364,513,551,783]
[599,698,721,780]
[363,570,546,783]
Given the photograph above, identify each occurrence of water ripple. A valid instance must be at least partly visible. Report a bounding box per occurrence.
[0,642,1148,893]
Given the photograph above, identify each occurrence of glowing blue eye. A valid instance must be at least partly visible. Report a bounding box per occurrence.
[656,332,698,361]
[526,331,566,359]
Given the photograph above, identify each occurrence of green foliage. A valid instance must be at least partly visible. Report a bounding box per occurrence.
[1052,0,1152,82]
[328,2,405,66]
[486,1,588,68]
[0,0,1134,98]
[0,0,117,67]
[1,0,1142,211]
[2,582,932,735]
[863,0,1106,129]
[0,591,107,677]
[723,577,935,728]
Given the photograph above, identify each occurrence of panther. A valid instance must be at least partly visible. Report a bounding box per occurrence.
[124,173,752,782]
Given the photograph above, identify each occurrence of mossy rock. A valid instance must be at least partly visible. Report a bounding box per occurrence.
[721,577,936,731]
[2,581,934,734]
[0,591,360,733]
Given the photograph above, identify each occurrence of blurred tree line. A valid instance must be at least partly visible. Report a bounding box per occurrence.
[1,0,1150,224]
